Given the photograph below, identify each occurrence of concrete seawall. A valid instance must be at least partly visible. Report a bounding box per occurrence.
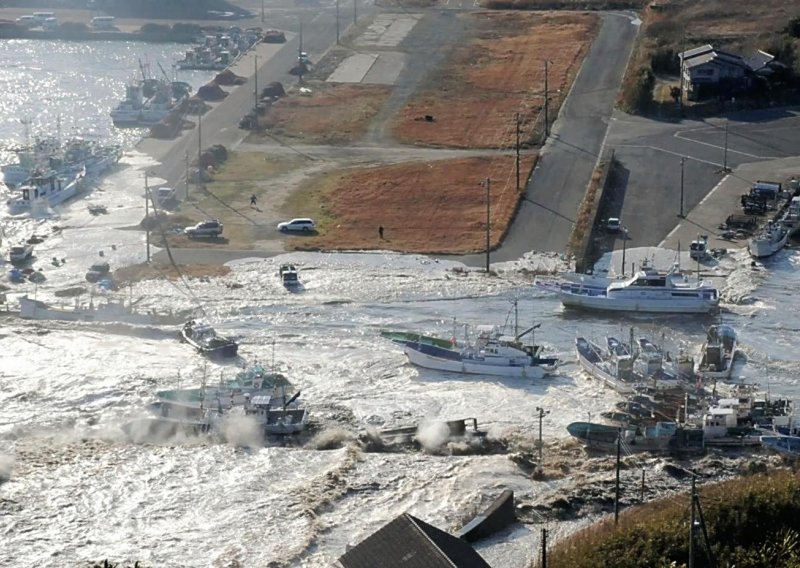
[0,28,197,43]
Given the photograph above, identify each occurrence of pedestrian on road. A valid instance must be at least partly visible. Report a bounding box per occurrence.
[378,225,384,239]
[250,194,257,208]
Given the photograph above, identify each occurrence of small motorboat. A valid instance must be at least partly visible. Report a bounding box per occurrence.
[179,320,238,359]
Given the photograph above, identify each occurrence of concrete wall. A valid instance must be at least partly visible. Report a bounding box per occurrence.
[457,490,516,543]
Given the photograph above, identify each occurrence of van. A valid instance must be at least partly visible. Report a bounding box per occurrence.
[157,187,176,205]
[33,12,55,24]
[91,16,116,29]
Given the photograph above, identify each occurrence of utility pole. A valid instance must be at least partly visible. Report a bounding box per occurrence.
[641,469,646,502]
[535,406,549,467]
[722,119,730,173]
[541,528,547,568]
[144,173,151,263]
[299,18,303,58]
[481,178,491,273]
[515,112,521,192]
[353,0,357,24]
[615,428,622,525]
[336,0,340,44]
[261,0,265,23]
[197,111,203,190]
[543,60,550,139]
[689,473,696,568]
[185,150,189,199]
[680,157,686,218]
[254,54,259,111]
[621,225,627,277]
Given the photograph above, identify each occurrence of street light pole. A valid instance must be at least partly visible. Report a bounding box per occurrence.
[680,157,685,218]
[197,111,203,190]
[515,112,521,192]
[254,54,258,111]
[336,0,340,44]
[353,0,357,23]
[144,172,151,263]
[261,0,265,23]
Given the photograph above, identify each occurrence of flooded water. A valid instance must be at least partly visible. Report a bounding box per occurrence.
[1,39,799,568]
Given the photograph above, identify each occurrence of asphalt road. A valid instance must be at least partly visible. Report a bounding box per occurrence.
[605,107,800,250]
[473,12,638,265]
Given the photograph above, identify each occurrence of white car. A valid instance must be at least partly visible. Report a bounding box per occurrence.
[606,218,621,233]
[157,187,176,205]
[277,218,315,233]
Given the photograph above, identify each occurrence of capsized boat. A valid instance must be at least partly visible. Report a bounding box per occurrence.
[761,435,800,458]
[696,324,738,380]
[381,330,456,350]
[18,295,184,325]
[179,320,238,359]
[403,323,558,379]
[536,261,720,314]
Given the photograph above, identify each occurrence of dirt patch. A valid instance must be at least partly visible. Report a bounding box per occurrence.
[252,82,392,145]
[392,11,599,149]
[283,155,537,253]
[114,262,231,285]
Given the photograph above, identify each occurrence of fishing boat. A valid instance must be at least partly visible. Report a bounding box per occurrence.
[696,324,738,380]
[154,363,294,418]
[403,323,558,379]
[110,80,178,127]
[6,168,85,213]
[380,330,456,350]
[567,421,704,454]
[575,336,636,394]
[536,261,719,314]
[748,220,789,258]
[179,320,238,359]
[279,264,300,288]
[18,295,183,325]
[761,435,800,458]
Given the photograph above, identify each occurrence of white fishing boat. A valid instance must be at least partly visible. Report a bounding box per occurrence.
[111,81,176,127]
[748,220,789,258]
[696,324,738,380]
[780,196,800,237]
[536,262,719,314]
[18,295,183,326]
[6,168,85,213]
[403,323,558,379]
[575,336,636,394]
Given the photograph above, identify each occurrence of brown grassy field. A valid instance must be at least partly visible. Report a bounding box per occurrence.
[392,11,599,149]
[253,82,391,145]
[282,155,537,253]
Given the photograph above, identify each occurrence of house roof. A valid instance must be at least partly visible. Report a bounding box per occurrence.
[746,49,775,71]
[680,44,749,70]
[338,513,493,568]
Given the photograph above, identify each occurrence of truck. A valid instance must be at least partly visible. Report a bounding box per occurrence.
[184,219,223,238]
[9,243,34,263]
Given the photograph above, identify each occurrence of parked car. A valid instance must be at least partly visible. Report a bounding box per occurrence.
[184,219,223,238]
[9,244,34,263]
[277,218,315,233]
[606,217,621,233]
[157,187,176,205]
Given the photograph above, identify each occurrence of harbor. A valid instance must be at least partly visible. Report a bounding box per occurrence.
[2,2,800,567]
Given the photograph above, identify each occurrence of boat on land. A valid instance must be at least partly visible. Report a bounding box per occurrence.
[696,324,738,380]
[536,261,720,314]
[179,320,238,359]
[403,323,558,379]
[6,168,85,213]
[279,264,300,288]
[748,220,789,258]
[110,80,179,127]
[18,295,184,325]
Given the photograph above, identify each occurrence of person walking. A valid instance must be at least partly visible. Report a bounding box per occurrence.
[378,225,384,239]
[250,194,257,208]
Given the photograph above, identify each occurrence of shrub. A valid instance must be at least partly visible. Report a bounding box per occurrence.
[139,23,170,34]
[59,21,88,32]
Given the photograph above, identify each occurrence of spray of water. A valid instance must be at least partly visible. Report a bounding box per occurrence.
[0,453,14,483]
[415,420,451,451]
[221,413,263,449]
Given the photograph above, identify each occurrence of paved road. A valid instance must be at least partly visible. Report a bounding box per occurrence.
[605,107,800,251]
[457,12,640,266]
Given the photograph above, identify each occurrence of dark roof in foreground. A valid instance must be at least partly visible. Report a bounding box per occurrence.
[338,513,493,568]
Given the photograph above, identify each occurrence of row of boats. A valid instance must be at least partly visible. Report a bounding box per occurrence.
[2,134,122,213]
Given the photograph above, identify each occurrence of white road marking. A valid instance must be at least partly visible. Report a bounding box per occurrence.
[673,131,774,159]
[615,144,726,168]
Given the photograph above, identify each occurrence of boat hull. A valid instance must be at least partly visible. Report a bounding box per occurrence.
[18,296,181,325]
[403,343,550,379]
[559,293,718,313]
[575,337,636,394]
[749,231,789,258]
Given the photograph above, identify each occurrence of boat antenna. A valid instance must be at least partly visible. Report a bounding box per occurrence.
[271,338,276,375]
[513,298,519,337]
